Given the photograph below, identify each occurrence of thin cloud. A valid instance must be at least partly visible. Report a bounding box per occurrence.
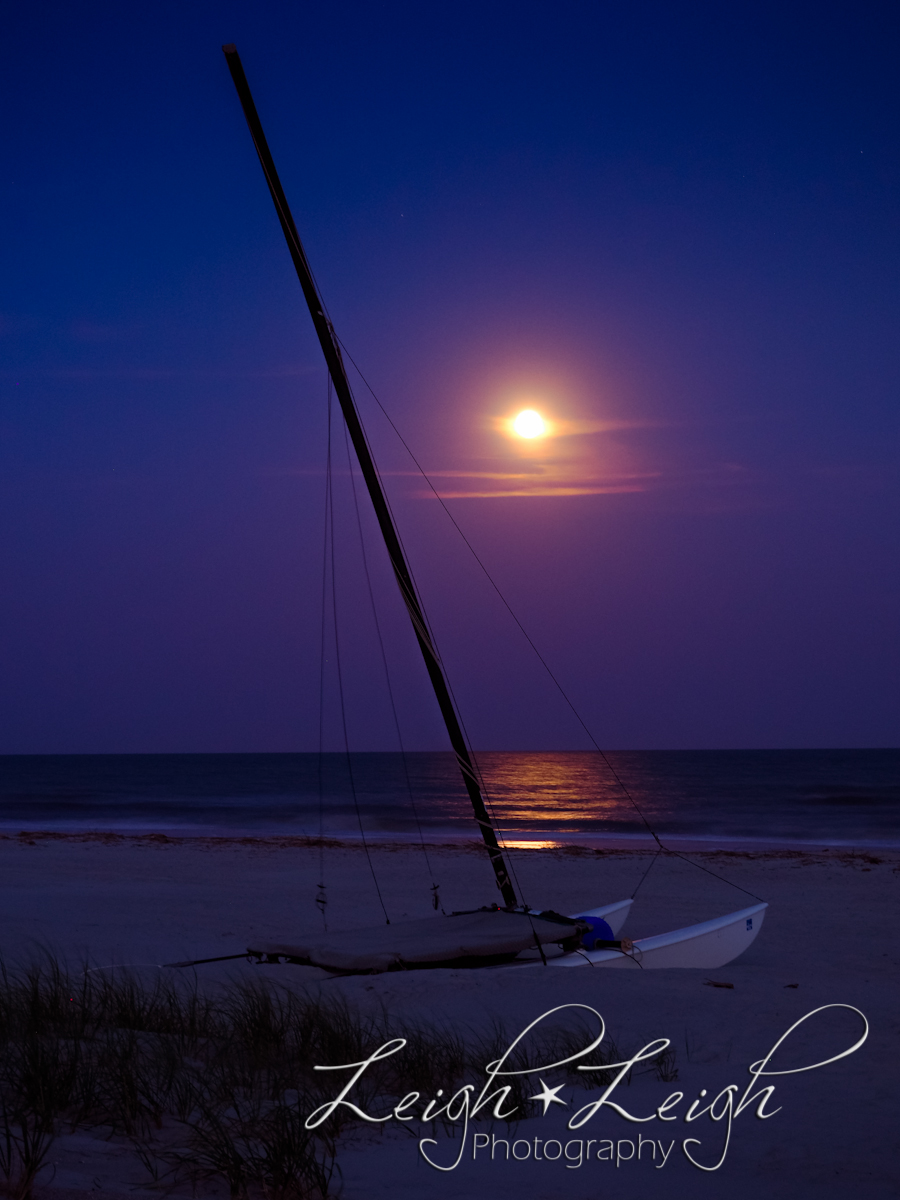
[385,469,540,480]
[415,467,662,499]
[427,483,648,498]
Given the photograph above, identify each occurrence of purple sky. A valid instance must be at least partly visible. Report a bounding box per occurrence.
[1,2,898,752]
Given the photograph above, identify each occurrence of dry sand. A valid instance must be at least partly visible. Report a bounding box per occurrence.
[1,833,897,1199]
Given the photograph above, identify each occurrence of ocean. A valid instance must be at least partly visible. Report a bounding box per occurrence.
[0,750,897,849]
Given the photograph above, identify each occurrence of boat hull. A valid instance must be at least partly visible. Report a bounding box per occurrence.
[546,902,768,969]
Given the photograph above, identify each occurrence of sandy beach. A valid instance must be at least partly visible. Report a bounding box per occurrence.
[0,833,896,1199]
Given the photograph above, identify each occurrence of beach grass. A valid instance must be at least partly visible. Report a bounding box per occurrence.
[0,955,654,1200]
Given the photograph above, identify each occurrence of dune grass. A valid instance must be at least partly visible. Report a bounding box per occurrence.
[0,957,670,1199]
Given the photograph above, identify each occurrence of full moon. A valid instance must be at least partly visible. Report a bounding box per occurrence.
[513,409,546,438]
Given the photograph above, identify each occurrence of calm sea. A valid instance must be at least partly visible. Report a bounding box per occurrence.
[0,751,897,849]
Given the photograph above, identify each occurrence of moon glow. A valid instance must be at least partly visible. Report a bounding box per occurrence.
[513,409,546,438]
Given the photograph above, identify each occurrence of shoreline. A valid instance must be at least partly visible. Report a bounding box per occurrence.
[2,827,898,857]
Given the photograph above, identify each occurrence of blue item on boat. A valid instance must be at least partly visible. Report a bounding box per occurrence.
[573,915,615,949]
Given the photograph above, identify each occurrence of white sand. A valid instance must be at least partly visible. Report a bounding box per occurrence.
[1,833,897,1199]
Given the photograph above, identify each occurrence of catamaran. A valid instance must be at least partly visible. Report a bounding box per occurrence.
[199,45,769,976]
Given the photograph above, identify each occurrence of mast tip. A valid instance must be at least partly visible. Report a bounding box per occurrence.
[222,43,237,54]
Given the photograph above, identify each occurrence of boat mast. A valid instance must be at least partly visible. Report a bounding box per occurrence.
[222,45,517,908]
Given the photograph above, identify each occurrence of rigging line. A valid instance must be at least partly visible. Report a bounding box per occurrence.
[315,377,334,929]
[320,350,526,910]
[448,695,532,911]
[449,685,554,914]
[657,850,765,903]
[328,405,391,926]
[432,637,541,916]
[463,744,517,877]
[223,97,445,685]
[450,728,547,955]
[357,425,444,656]
[316,345,516,906]
[320,338,447,664]
[631,847,663,898]
[335,341,660,834]
[333,339,766,903]
[330,371,520,902]
[339,418,441,902]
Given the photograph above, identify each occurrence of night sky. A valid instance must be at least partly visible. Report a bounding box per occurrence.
[2,2,898,753]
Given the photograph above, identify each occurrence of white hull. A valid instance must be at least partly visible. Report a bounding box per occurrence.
[515,900,767,969]
[553,901,767,968]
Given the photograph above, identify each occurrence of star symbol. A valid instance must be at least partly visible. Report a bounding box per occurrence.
[529,1079,568,1115]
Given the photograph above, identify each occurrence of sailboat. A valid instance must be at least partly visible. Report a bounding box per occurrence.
[216,46,767,976]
